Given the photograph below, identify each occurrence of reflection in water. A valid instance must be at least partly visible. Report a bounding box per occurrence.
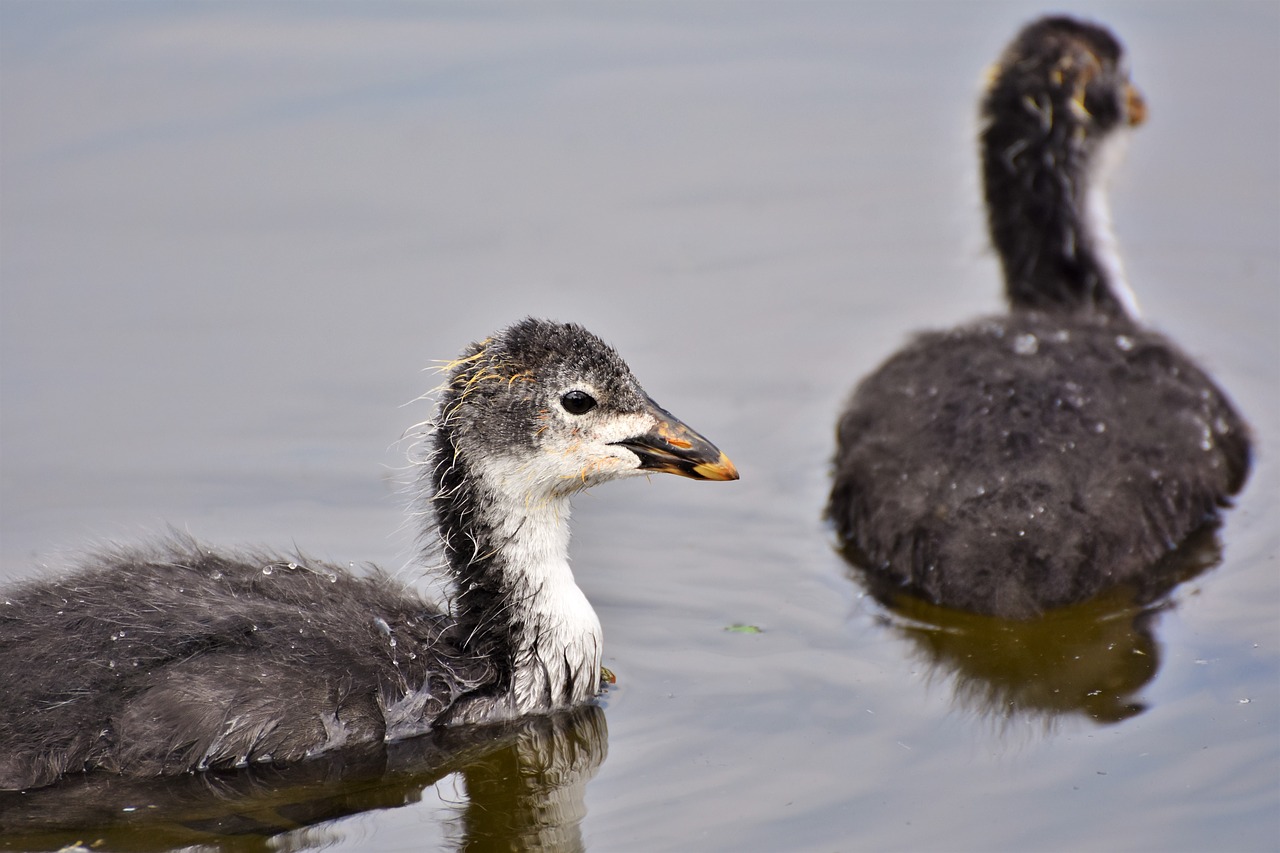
[439,704,605,853]
[842,526,1226,725]
[0,705,607,852]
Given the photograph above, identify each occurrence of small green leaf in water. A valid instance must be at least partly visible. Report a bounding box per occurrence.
[724,624,763,634]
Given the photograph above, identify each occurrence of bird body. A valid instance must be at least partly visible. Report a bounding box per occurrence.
[0,544,468,787]
[0,318,737,790]
[831,311,1248,617]
[828,16,1251,618]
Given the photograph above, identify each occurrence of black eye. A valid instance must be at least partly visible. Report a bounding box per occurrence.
[560,390,597,415]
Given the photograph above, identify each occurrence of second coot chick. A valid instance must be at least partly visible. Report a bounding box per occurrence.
[827,16,1251,618]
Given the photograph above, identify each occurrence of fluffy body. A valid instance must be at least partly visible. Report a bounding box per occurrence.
[0,542,477,790]
[829,313,1248,617]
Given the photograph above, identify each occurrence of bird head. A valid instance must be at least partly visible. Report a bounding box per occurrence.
[984,16,1145,146]
[436,318,738,500]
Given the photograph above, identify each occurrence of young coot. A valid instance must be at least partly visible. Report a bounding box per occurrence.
[0,318,737,790]
[827,16,1251,619]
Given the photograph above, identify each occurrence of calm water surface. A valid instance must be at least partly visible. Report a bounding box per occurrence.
[1,2,1277,851]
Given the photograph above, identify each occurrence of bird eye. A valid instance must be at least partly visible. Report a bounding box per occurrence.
[560,390,597,415]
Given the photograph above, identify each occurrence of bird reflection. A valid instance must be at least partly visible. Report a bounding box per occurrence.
[841,525,1225,725]
[0,704,607,852]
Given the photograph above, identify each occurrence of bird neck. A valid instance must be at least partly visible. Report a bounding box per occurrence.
[981,111,1139,320]
[431,430,603,717]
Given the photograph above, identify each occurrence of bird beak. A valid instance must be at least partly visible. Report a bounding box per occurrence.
[1125,83,1146,127]
[612,399,739,482]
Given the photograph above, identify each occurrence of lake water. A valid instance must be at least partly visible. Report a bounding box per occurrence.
[1,2,1277,851]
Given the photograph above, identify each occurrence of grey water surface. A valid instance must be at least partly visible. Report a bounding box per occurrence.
[1,2,1277,851]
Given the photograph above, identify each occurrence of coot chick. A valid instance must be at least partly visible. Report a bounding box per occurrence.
[827,16,1250,618]
[0,318,737,790]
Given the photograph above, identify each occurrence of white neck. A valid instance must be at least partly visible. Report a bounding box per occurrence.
[1085,130,1141,319]
[469,456,604,715]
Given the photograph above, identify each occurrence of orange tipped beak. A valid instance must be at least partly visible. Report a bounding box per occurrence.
[611,399,739,482]
[1125,83,1147,127]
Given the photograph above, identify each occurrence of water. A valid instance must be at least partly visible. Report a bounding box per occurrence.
[2,2,1277,850]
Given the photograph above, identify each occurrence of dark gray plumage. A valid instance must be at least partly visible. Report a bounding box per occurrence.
[827,17,1251,618]
[0,318,737,791]
[0,543,469,789]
